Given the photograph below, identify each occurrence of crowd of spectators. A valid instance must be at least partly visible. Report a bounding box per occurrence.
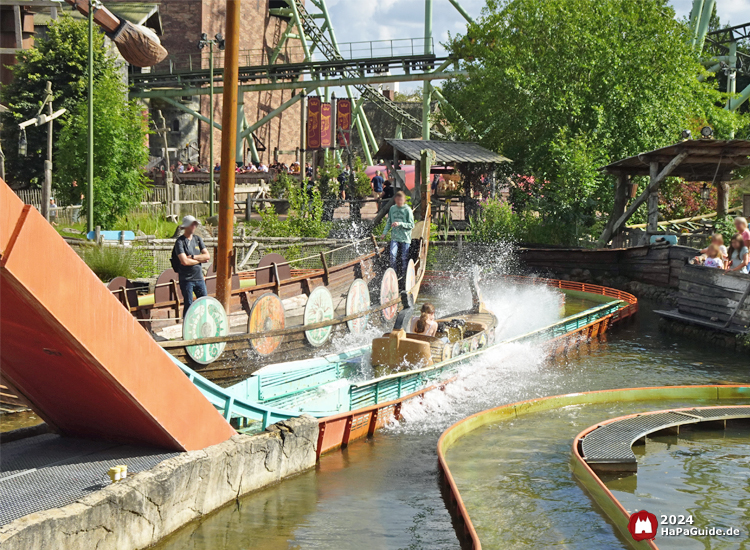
[692,217,750,274]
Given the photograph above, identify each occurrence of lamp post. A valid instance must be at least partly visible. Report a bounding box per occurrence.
[87,1,101,233]
[198,32,225,218]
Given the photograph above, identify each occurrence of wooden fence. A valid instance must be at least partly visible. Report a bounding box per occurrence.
[428,241,699,289]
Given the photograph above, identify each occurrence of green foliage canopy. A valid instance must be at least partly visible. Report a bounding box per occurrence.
[56,71,149,228]
[442,0,748,242]
[0,15,112,188]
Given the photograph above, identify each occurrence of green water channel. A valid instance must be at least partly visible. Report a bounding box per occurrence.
[446,400,750,550]
[607,425,750,550]
[144,279,750,550]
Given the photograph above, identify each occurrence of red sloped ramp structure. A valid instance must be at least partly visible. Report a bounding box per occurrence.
[0,180,236,451]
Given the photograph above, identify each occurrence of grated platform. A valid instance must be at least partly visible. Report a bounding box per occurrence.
[581,406,750,472]
[0,434,178,526]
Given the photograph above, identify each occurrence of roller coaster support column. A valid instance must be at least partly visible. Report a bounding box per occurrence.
[422,0,433,141]
[688,0,704,48]
[727,41,737,138]
[216,0,241,311]
[694,0,715,53]
[447,0,475,24]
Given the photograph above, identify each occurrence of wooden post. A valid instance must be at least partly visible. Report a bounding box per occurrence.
[420,149,435,220]
[716,181,729,217]
[215,0,242,312]
[743,193,750,217]
[597,172,629,247]
[646,162,660,235]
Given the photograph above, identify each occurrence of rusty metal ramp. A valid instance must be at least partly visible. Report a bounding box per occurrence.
[0,179,236,451]
[580,406,750,473]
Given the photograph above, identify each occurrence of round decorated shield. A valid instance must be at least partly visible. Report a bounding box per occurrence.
[304,286,335,347]
[405,259,416,293]
[478,333,488,349]
[452,342,462,357]
[345,279,371,334]
[248,293,285,355]
[488,331,496,345]
[183,296,228,365]
[470,337,479,352]
[380,268,399,322]
[441,343,453,362]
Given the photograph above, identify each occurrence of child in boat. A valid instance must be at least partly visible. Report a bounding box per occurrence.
[696,234,728,265]
[410,303,438,337]
[734,217,750,243]
[727,234,749,274]
[382,190,415,277]
[703,244,725,269]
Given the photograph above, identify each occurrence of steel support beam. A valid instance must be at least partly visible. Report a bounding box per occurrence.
[130,71,465,98]
[422,0,433,141]
[239,87,316,140]
[161,97,222,130]
[447,0,474,24]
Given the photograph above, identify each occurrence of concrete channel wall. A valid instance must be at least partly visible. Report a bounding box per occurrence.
[0,416,318,550]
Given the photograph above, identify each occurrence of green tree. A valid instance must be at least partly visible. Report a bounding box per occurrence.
[56,72,149,228]
[0,15,114,189]
[441,0,747,243]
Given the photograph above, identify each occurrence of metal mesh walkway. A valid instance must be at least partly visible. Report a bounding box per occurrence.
[0,434,178,527]
[581,406,750,472]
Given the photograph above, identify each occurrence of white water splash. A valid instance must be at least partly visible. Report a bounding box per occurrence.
[386,273,566,435]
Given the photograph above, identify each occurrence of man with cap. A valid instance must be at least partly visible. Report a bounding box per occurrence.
[171,215,210,317]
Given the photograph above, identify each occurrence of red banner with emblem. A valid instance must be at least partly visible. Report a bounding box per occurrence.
[336,98,352,147]
[306,97,321,150]
[320,102,333,149]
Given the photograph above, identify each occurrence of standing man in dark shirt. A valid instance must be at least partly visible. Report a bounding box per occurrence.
[171,215,210,317]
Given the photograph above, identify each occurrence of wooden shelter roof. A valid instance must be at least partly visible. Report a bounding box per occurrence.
[375,139,511,164]
[602,139,750,181]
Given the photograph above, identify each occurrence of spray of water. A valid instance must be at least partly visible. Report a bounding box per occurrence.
[387,270,566,436]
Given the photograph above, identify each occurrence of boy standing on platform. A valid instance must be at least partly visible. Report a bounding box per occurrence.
[381,191,414,278]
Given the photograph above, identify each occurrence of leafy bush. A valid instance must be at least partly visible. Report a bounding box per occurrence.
[466,198,573,246]
[714,215,738,245]
[269,171,295,198]
[113,212,177,239]
[258,180,330,239]
[349,157,374,199]
[315,155,340,199]
[82,245,155,281]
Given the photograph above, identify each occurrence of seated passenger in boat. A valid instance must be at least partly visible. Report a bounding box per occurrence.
[703,244,725,269]
[410,303,438,337]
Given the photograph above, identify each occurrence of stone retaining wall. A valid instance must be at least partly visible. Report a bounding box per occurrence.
[0,416,318,550]
[659,318,750,353]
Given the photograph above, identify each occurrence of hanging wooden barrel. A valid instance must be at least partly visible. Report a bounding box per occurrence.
[247,292,285,355]
[345,279,371,335]
[380,268,399,322]
[304,286,335,347]
[183,296,228,364]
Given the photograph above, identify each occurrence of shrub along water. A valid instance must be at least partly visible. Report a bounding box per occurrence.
[82,245,156,282]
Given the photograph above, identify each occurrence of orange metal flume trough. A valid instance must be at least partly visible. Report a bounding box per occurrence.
[0,180,235,451]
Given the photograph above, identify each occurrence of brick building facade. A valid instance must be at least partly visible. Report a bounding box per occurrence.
[110,0,303,167]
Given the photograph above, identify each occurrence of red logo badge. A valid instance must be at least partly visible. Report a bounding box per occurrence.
[628,510,658,541]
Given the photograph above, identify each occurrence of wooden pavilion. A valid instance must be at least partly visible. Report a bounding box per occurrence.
[598,139,750,246]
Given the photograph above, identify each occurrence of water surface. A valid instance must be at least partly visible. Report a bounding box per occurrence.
[154,279,750,550]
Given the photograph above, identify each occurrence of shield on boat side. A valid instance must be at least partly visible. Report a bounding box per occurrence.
[405,259,416,293]
[380,268,399,322]
[248,292,285,355]
[184,296,228,365]
[346,279,371,335]
[304,286,334,347]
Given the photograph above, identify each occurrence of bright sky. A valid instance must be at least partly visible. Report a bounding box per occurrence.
[324,0,749,92]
